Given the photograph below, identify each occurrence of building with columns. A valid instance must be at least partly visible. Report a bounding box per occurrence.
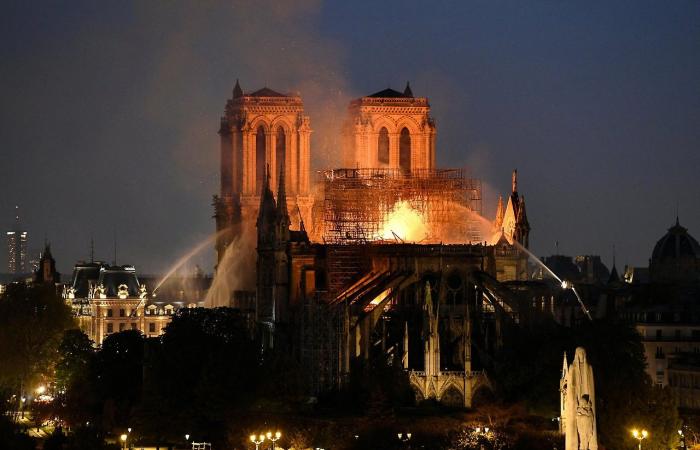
[342,83,436,172]
[64,262,206,345]
[214,81,313,264]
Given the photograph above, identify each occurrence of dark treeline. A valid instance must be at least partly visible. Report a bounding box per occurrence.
[0,284,682,449]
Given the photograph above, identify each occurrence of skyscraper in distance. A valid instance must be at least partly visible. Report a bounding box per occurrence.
[6,205,28,274]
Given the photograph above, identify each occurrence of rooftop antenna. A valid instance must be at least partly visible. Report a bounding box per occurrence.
[612,244,616,268]
[113,230,117,266]
[555,240,560,255]
[90,236,95,263]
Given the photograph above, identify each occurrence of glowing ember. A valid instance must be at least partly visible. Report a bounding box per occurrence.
[380,201,428,242]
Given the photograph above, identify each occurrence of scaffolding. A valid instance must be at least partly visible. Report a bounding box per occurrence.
[320,168,482,245]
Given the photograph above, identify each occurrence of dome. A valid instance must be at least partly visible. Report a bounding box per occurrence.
[650,218,700,283]
[651,218,700,262]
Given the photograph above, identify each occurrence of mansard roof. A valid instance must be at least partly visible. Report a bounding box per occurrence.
[98,265,141,297]
[70,262,103,298]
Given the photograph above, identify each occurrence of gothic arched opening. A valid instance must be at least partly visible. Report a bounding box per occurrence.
[378,127,389,165]
[255,126,266,193]
[399,127,411,173]
[275,126,286,188]
[440,385,464,408]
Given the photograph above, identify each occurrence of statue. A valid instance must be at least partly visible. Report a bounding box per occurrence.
[139,284,148,299]
[561,347,598,450]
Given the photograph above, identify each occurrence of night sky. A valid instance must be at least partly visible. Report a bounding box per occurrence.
[1,1,698,275]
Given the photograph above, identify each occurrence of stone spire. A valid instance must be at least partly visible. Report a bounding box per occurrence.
[403,321,409,369]
[257,165,277,239]
[608,245,620,284]
[515,195,530,248]
[423,281,440,377]
[404,81,413,97]
[512,169,518,194]
[233,79,243,98]
[494,194,505,230]
[276,158,289,224]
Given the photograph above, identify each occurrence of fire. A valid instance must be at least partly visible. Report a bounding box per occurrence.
[380,201,428,242]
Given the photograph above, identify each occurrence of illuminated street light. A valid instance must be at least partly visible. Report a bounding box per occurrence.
[266,431,281,450]
[632,429,648,450]
[120,433,128,450]
[398,432,412,447]
[35,385,46,395]
[250,434,266,450]
[185,434,190,441]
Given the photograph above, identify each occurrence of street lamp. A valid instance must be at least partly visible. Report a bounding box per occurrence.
[266,431,281,450]
[250,434,266,450]
[632,429,648,450]
[120,433,128,450]
[398,432,412,447]
[185,434,190,442]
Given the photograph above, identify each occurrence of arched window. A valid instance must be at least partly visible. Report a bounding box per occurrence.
[276,126,286,186]
[255,126,266,193]
[399,127,411,173]
[378,127,389,165]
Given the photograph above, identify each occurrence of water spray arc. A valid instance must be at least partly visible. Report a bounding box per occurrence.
[152,229,229,295]
[454,207,593,321]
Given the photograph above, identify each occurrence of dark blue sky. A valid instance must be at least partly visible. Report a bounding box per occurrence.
[1,1,698,275]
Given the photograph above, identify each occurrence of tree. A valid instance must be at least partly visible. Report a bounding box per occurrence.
[56,329,95,392]
[95,330,145,430]
[0,414,36,450]
[0,283,74,396]
[136,307,260,443]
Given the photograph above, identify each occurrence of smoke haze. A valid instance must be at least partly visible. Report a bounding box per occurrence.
[1,1,698,275]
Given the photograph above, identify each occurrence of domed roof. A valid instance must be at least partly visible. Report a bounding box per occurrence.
[651,218,700,262]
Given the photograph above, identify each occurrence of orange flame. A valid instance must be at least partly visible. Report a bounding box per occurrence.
[380,201,428,242]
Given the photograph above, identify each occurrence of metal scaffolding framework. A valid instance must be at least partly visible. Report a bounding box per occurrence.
[319,168,483,245]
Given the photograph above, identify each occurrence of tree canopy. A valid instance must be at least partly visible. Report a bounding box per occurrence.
[0,283,74,393]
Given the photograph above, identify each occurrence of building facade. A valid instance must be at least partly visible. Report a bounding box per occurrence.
[240,84,539,407]
[214,81,313,266]
[342,84,436,172]
[64,262,201,345]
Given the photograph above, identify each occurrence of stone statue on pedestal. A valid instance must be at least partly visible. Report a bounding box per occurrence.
[561,347,598,450]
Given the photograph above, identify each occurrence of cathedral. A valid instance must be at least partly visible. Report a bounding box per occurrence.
[214,81,537,406]
[213,81,313,268]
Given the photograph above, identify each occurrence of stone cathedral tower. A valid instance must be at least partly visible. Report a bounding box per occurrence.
[342,83,437,172]
[214,80,313,264]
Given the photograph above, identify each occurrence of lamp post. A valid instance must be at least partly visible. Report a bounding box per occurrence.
[250,434,266,450]
[475,426,490,450]
[120,433,128,450]
[266,431,281,450]
[398,432,412,448]
[632,429,648,450]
